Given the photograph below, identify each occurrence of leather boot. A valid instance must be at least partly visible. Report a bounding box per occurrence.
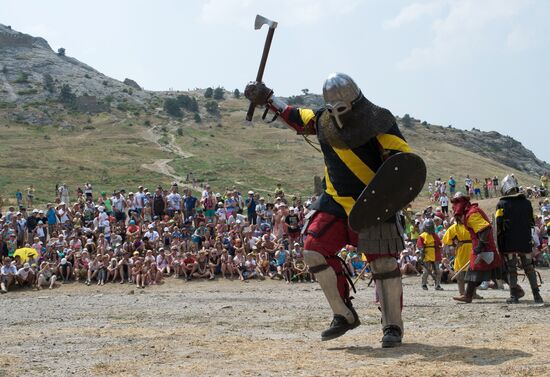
[453,282,475,303]
[321,300,361,341]
[507,287,519,304]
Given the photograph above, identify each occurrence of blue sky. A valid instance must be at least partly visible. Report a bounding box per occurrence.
[2,0,549,163]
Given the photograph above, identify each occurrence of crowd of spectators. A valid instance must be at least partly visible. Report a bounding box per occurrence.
[0,182,324,293]
[1,173,548,294]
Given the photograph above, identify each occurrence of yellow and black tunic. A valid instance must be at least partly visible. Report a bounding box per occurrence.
[280,106,411,218]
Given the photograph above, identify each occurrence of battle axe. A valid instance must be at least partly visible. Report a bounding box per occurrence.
[245,15,278,121]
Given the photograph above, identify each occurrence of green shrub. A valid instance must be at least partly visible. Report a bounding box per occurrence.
[164,98,182,117]
[176,94,198,112]
[194,113,202,123]
[177,127,183,136]
[204,87,213,98]
[58,84,76,105]
[205,101,219,115]
[14,72,29,83]
[43,73,55,93]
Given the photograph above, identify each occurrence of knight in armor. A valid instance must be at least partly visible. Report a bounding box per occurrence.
[417,218,443,291]
[496,175,544,304]
[451,192,501,303]
[245,73,412,347]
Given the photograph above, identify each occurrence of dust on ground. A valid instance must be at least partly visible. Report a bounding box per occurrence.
[1,269,549,377]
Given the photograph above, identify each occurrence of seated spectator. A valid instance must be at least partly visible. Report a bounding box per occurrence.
[220,249,234,279]
[107,257,119,283]
[132,259,145,289]
[233,248,246,281]
[117,252,132,284]
[57,257,72,283]
[37,261,57,290]
[181,252,196,281]
[1,257,17,293]
[193,250,213,280]
[16,262,35,288]
[257,247,273,279]
[399,244,419,276]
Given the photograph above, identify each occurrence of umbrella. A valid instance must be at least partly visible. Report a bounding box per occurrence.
[13,247,39,263]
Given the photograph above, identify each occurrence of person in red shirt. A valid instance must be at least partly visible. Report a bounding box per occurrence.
[451,192,501,303]
[181,252,196,281]
[126,220,141,241]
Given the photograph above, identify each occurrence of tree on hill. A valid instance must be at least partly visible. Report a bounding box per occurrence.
[205,101,219,115]
[301,88,309,95]
[58,84,76,105]
[194,113,202,123]
[213,87,225,100]
[176,94,199,112]
[204,87,213,98]
[164,98,183,117]
[233,88,241,98]
[43,73,55,93]
[402,113,412,127]
[57,47,66,56]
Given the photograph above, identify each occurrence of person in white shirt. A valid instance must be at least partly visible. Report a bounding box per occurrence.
[16,262,35,287]
[144,224,160,244]
[439,192,449,217]
[1,258,17,293]
[112,191,127,223]
[166,187,182,216]
[134,186,145,215]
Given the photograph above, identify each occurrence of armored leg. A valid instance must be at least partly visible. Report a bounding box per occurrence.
[519,254,543,303]
[370,257,403,348]
[504,253,519,303]
[421,262,431,288]
[304,250,360,340]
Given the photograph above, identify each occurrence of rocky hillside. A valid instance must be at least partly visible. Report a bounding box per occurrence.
[0,23,156,125]
[398,118,550,177]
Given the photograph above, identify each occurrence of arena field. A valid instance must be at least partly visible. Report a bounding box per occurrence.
[1,270,549,377]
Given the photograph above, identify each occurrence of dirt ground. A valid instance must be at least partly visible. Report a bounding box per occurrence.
[1,269,550,377]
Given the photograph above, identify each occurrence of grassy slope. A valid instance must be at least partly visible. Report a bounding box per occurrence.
[0,95,540,210]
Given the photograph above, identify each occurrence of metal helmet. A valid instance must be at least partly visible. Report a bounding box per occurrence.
[423,218,435,233]
[501,174,519,196]
[322,73,362,129]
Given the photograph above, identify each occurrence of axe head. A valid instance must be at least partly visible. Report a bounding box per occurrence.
[255,14,277,30]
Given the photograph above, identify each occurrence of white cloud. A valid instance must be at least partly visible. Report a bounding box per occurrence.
[383,1,441,29]
[394,0,528,70]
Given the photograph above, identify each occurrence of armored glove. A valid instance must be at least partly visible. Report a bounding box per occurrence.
[245,81,273,107]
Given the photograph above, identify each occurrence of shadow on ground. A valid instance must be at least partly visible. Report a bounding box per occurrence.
[328,342,531,366]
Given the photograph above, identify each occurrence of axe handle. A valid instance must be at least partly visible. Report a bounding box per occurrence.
[246,27,276,121]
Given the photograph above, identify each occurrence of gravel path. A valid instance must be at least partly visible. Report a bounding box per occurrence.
[1,270,549,377]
